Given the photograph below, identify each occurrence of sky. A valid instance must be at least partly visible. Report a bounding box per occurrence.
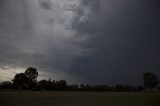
[0,0,160,85]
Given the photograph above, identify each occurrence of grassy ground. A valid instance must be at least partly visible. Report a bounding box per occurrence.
[0,91,160,106]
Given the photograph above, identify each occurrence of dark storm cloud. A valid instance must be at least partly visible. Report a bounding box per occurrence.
[70,0,160,85]
[0,0,87,82]
[38,0,53,10]
[0,0,160,85]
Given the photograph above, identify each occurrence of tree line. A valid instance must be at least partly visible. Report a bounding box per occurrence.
[0,67,159,91]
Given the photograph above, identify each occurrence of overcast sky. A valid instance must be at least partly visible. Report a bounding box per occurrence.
[0,0,160,85]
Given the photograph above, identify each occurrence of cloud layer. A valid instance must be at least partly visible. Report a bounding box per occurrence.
[70,0,160,85]
[0,0,160,85]
[0,0,90,83]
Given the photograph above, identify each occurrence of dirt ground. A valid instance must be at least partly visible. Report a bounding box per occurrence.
[0,91,160,106]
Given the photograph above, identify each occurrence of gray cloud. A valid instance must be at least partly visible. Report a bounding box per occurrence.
[70,0,160,85]
[0,0,160,85]
[0,0,88,83]
[38,0,53,10]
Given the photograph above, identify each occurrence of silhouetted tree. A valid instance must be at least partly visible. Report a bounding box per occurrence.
[24,67,38,89]
[93,85,112,91]
[37,79,48,90]
[36,79,67,90]
[2,66,154,92]
[68,84,79,91]
[12,67,38,90]
[38,79,55,90]
[0,81,13,89]
[47,78,54,90]
[56,80,67,90]
[13,73,28,89]
[52,80,56,90]
[143,72,159,90]
[25,67,38,82]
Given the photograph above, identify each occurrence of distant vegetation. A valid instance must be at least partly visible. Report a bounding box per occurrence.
[0,67,159,92]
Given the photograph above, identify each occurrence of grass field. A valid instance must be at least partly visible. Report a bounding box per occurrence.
[0,91,160,106]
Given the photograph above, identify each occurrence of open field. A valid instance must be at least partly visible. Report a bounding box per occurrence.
[0,91,160,106]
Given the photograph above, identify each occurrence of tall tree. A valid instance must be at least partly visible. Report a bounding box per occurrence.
[143,72,159,90]
[25,67,38,81]
[13,73,28,89]
[12,67,38,90]
[24,67,38,89]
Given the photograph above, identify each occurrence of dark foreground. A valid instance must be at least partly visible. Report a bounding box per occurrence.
[0,91,160,106]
